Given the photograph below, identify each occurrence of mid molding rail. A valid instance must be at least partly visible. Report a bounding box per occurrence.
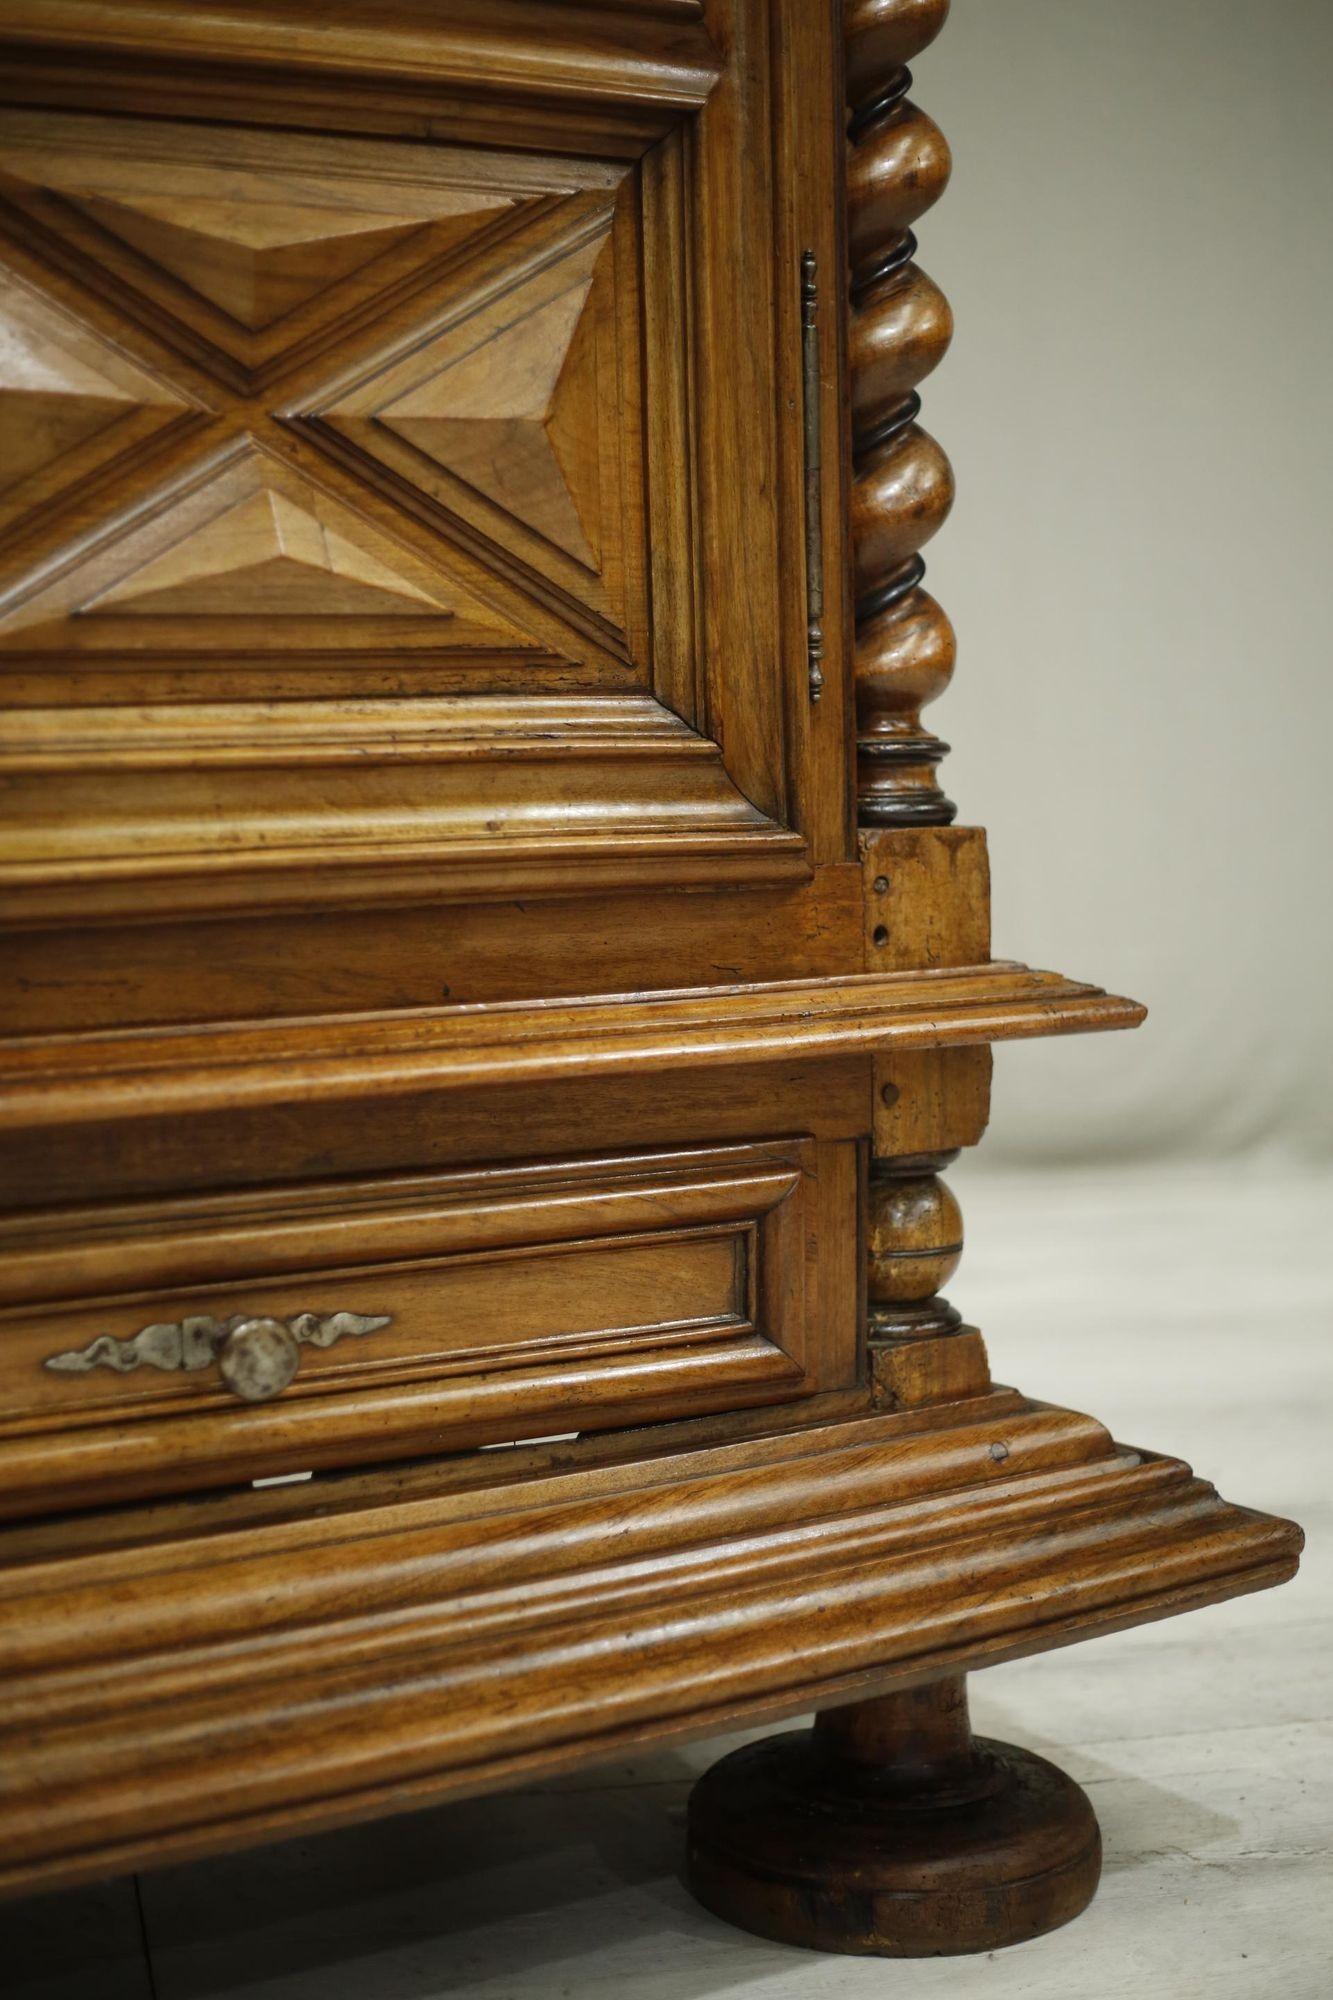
[0,962,1145,1131]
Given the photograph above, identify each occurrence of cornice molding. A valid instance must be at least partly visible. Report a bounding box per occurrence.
[0,1,723,115]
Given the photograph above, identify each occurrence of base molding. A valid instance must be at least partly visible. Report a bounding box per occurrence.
[0,1390,1301,1897]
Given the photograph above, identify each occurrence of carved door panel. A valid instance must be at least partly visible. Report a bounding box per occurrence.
[0,0,855,1015]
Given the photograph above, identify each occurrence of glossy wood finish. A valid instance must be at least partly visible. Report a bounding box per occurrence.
[864,1145,991,1410]
[848,0,959,826]
[0,90,806,930]
[0,0,855,989]
[0,1392,1300,1898]
[0,0,724,99]
[869,1041,992,1412]
[0,0,1300,1941]
[0,962,1144,1137]
[677,1,1297,1956]
[0,0,868,1051]
[0,1139,846,1512]
[0,1,724,156]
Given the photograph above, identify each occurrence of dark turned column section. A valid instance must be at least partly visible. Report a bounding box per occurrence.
[688,1675,1102,1956]
[815,1672,976,1781]
[848,0,958,826]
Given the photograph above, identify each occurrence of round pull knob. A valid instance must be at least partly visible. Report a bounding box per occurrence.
[218,1317,301,1403]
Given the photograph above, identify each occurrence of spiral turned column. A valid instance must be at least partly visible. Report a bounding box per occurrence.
[846,0,958,825]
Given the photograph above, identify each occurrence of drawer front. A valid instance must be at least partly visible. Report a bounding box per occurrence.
[0,1139,853,1512]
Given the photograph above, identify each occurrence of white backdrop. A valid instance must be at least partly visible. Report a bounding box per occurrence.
[914,0,1332,1162]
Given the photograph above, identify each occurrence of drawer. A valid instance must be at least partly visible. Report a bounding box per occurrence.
[0,1139,853,1513]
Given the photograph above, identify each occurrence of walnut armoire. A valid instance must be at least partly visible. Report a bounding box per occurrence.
[0,0,1301,1958]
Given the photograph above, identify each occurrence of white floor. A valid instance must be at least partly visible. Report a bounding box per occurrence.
[7,1165,1330,2000]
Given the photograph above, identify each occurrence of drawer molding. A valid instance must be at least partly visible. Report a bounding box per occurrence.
[0,1139,843,1511]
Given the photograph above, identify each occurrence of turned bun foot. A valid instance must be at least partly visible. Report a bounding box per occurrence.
[687,1674,1101,1957]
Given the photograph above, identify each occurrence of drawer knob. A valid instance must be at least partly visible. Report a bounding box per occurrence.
[217,1317,302,1403]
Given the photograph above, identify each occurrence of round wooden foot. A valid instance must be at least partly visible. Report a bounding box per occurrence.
[687,1676,1101,1957]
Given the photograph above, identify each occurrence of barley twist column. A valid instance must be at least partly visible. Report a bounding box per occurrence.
[847,0,958,825]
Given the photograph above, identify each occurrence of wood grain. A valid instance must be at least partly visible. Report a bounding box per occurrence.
[0,1140,840,1511]
[0,1391,1301,1896]
[0,690,808,927]
[0,0,1299,1939]
[0,29,840,936]
[1,866,865,1036]
[0,964,1145,1136]
[860,825,991,971]
[0,1,725,121]
[0,254,196,538]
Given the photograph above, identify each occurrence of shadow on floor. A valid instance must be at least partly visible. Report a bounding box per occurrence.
[1,1707,1240,2000]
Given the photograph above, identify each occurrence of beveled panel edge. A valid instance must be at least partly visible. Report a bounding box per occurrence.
[0,1143,807,1303]
[0,831,813,928]
[0,696,810,928]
